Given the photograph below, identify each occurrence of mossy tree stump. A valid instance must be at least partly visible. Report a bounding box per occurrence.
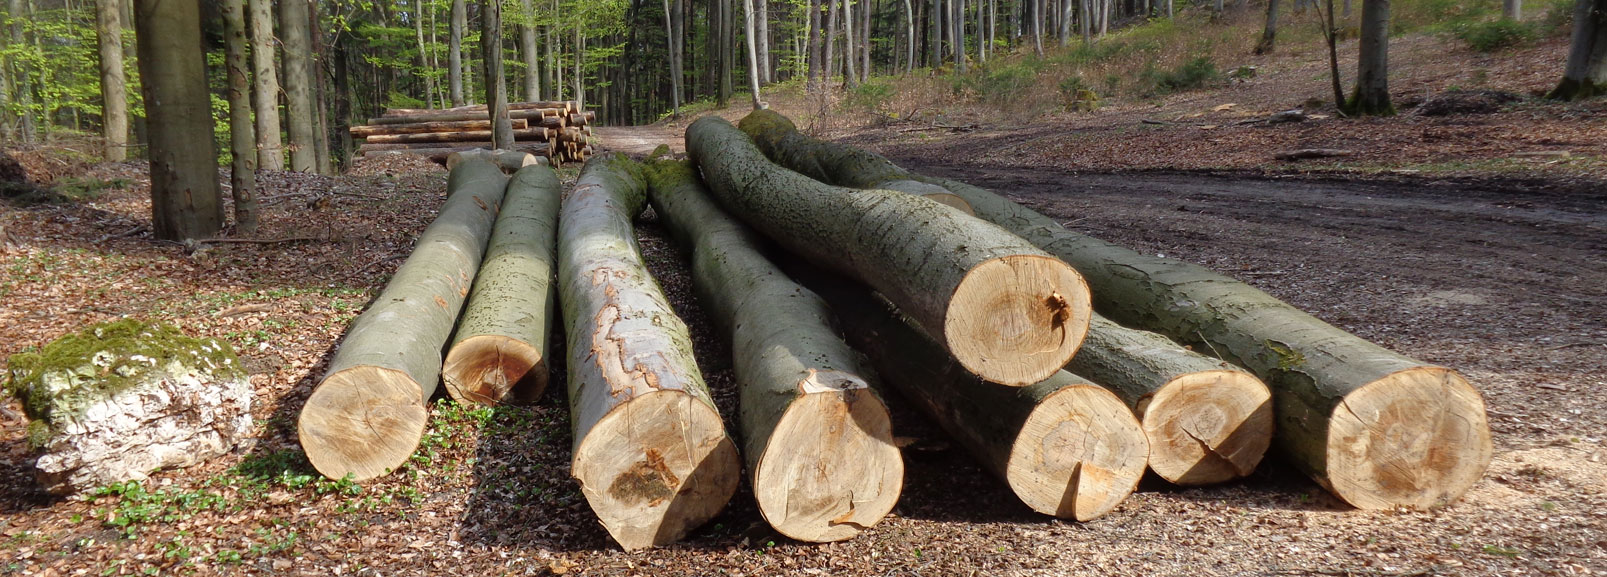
[5,320,252,495]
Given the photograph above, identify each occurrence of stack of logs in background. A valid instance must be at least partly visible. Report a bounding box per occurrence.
[351,100,595,164]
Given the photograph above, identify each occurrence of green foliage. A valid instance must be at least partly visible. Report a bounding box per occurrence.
[1139,56,1220,96]
[49,177,131,202]
[845,80,895,116]
[960,60,1044,109]
[1453,19,1537,52]
[1540,0,1578,31]
[88,480,229,539]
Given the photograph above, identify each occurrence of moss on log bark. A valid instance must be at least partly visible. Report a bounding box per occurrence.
[644,158,901,543]
[442,164,561,405]
[297,158,508,481]
[739,109,1491,510]
[558,152,739,551]
[794,270,1147,521]
[686,116,1091,387]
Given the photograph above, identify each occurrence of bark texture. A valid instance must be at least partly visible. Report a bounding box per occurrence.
[557,153,739,551]
[798,270,1147,521]
[223,0,259,234]
[443,164,561,405]
[95,0,128,162]
[482,0,514,149]
[1549,0,1607,100]
[736,109,1492,510]
[281,0,318,171]
[135,0,223,241]
[449,0,467,107]
[298,159,508,481]
[445,149,545,172]
[644,158,900,543]
[249,0,284,171]
[1348,0,1393,115]
[687,116,1091,387]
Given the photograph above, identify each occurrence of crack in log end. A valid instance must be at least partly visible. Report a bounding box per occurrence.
[1047,292,1070,329]
[607,448,681,507]
[1328,368,1491,509]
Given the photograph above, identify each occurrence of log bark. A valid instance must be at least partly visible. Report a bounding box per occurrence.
[557,153,739,551]
[443,164,560,405]
[364,146,552,164]
[797,270,1147,520]
[445,149,545,171]
[350,118,529,137]
[643,159,900,543]
[362,127,551,144]
[686,116,1091,387]
[297,159,508,481]
[1068,316,1271,485]
[737,109,1492,509]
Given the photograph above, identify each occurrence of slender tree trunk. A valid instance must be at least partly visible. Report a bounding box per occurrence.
[861,0,871,79]
[1058,0,1070,45]
[952,0,965,72]
[1503,0,1521,19]
[1348,0,1393,115]
[7,0,33,144]
[520,0,541,101]
[1080,0,1092,45]
[1255,0,1280,54]
[414,0,437,109]
[904,0,915,72]
[134,0,222,240]
[825,0,840,80]
[757,0,772,82]
[311,7,332,175]
[450,0,466,106]
[1549,0,1607,100]
[223,0,259,234]
[0,26,9,143]
[720,0,733,103]
[1032,0,1043,56]
[333,33,352,171]
[282,0,317,172]
[743,0,765,107]
[574,18,584,109]
[249,0,284,168]
[95,0,129,161]
[929,0,942,66]
[483,0,512,148]
[844,0,859,87]
[1324,0,1344,109]
[665,0,682,115]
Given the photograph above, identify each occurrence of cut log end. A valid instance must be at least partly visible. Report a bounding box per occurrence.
[1007,383,1149,521]
[754,386,903,543]
[1325,366,1492,510]
[945,255,1093,386]
[573,390,741,551]
[920,192,976,215]
[442,335,548,405]
[1140,370,1273,486]
[298,367,428,481]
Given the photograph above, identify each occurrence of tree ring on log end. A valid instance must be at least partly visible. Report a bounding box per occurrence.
[1143,370,1273,486]
[1325,366,1492,510]
[298,367,428,481]
[1007,384,1148,521]
[754,387,903,543]
[442,335,547,405]
[945,255,1092,386]
[573,389,740,551]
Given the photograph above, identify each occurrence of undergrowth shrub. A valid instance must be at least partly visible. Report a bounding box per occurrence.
[1453,19,1537,51]
[845,80,895,118]
[961,60,1043,109]
[1140,56,1220,96]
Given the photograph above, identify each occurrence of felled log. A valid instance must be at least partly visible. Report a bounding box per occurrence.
[686,116,1092,387]
[442,165,561,405]
[796,270,1148,521]
[381,100,575,117]
[557,153,739,550]
[361,144,553,165]
[7,320,253,495]
[349,118,528,137]
[644,159,901,543]
[297,158,508,481]
[365,108,563,125]
[1068,316,1272,485]
[739,109,1492,510]
[445,149,545,172]
[363,127,551,145]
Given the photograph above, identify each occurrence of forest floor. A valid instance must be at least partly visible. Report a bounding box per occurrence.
[4,20,1607,577]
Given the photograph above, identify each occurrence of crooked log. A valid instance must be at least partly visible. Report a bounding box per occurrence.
[558,153,739,550]
[442,164,561,405]
[297,158,508,481]
[686,116,1092,387]
[738,109,1491,510]
[644,159,901,542]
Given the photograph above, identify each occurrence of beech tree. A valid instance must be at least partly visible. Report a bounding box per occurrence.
[449,0,466,107]
[1549,0,1606,100]
[223,0,259,234]
[94,0,127,162]
[249,0,284,170]
[282,0,319,171]
[1348,0,1393,115]
[134,0,222,240]
[483,0,513,148]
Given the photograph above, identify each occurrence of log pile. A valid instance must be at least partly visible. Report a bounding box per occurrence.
[291,108,1493,552]
[349,100,596,165]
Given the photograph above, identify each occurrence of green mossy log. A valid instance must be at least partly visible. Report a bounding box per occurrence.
[557,153,739,551]
[739,109,1491,509]
[442,164,562,405]
[644,159,901,543]
[297,158,507,481]
[686,116,1091,387]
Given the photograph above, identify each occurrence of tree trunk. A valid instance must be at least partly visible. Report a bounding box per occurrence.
[311,9,333,176]
[1324,0,1345,109]
[757,0,772,82]
[519,0,542,101]
[450,0,467,107]
[1254,0,1279,54]
[719,0,734,104]
[7,0,34,144]
[743,0,766,107]
[1548,0,1607,100]
[905,0,916,73]
[482,0,514,148]
[644,158,900,543]
[697,114,1092,387]
[801,271,1146,521]
[134,0,222,241]
[1348,0,1393,115]
[668,0,684,114]
[443,164,560,404]
[844,0,858,87]
[825,0,840,79]
[250,0,284,169]
[952,0,965,72]
[1504,0,1522,19]
[281,0,317,172]
[415,0,437,109]
[223,0,259,234]
[298,159,509,481]
[573,20,584,109]
[738,110,1494,510]
[557,153,739,551]
[95,0,128,162]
